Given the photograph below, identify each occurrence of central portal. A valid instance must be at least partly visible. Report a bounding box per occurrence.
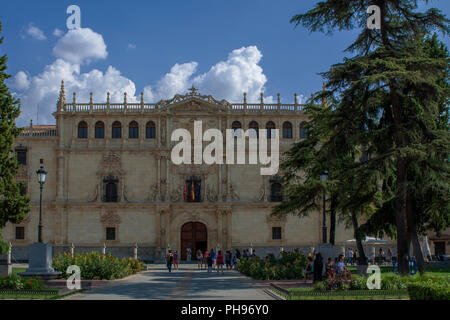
[181,222,207,260]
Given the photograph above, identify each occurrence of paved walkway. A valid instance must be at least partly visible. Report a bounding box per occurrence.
[65,264,274,300]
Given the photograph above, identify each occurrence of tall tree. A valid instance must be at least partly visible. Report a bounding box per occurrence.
[287,1,448,275]
[0,21,30,253]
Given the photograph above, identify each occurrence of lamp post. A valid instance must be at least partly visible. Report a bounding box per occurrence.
[36,165,47,243]
[320,169,328,244]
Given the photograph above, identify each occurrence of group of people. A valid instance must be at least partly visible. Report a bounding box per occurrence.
[196,249,241,273]
[304,251,352,282]
[165,250,179,272]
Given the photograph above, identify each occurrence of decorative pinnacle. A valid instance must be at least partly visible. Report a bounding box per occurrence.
[140,92,144,104]
[188,85,198,96]
[277,93,281,104]
[243,92,247,104]
[124,92,127,104]
[73,92,77,104]
[294,93,298,105]
[107,92,110,103]
[57,80,66,110]
[89,92,93,104]
[260,92,264,104]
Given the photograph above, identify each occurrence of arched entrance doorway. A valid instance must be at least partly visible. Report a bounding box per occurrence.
[181,222,207,260]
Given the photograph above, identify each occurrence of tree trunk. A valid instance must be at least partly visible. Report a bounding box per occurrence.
[406,194,426,274]
[394,159,411,275]
[351,211,367,265]
[329,195,336,245]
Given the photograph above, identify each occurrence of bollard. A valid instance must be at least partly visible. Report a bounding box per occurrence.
[134,243,138,260]
[102,243,106,255]
[7,242,12,265]
[70,243,75,257]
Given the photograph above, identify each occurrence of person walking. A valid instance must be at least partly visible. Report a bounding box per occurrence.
[196,249,203,269]
[206,253,213,273]
[166,250,174,273]
[216,250,224,274]
[225,250,232,270]
[173,250,179,270]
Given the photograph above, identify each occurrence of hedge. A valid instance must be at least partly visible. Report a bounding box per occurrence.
[408,281,450,300]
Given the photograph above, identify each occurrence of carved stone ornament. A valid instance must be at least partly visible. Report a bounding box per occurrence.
[229,184,239,201]
[100,210,121,226]
[206,184,218,202]
[148,183,160,201]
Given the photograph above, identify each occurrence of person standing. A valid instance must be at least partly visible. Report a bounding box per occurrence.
[167,250,174,273]
[196,249,203,269]
[216,250,224,274]
[313,252,323,282]
[225,250,232,270]
[235,249,241,259]
[232,255,238,270]
[210,249,216,268]
[173,250,179,270]
[206,253,213,273]
[347,248,354,265]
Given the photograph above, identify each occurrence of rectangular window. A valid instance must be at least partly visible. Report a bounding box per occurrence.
[16,151,27,165]
[184,178,201,202]
[272,227,282,240]
[106,227,116,241]
[15,226,25,240]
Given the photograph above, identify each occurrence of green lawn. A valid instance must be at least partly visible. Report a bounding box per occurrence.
[12,267,26,275]
[347,265,450,278]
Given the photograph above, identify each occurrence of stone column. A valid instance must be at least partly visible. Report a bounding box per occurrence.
[216,209,223,248]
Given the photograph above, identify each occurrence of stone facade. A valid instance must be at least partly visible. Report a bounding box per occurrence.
[3,83,396,262]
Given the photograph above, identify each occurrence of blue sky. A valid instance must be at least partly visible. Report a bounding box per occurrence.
[1,0,449,125]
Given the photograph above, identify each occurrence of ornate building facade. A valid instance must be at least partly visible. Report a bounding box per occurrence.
[4,82,380,262]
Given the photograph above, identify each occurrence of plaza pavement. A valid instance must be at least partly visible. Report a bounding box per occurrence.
[64,263,275,300]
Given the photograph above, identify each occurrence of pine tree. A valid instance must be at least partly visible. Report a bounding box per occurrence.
[0,22,30,253]
[284,1,449,275]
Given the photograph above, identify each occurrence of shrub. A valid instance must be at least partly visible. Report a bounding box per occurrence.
[408,281,450,300]
[52,252,144,280]
[0,274,44,290]
[238,252,307,280]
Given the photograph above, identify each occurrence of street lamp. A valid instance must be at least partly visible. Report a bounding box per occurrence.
[320,169,328,243]
[36,164,47,243]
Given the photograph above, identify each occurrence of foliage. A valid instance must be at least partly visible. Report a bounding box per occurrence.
[277,0,450,276]
[238,252,308,280]
[0,22,30,244]
[408,281,450,300]
[52,251,144,280]
[0,273,44,290]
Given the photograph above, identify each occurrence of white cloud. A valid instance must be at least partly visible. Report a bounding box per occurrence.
[127,43,136,49]
[15,60,137,125]
[143,62,198,101]
[53,28,64,37]
[53,28,108,65]
[194,46,271,103]
[25,23,46,40]
[14,25,289,126]
[11,71,30,90]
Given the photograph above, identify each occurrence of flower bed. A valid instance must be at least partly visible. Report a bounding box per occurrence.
[52,252,144,280]
[238,252,308,280]
[0,273,46,290]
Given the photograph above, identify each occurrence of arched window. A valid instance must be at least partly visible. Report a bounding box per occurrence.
[271,182,283,202]
[112,121,122,139]
[232,121,242,138]
[78,121,88,139]
[249,121,259,139]
[95,121,104,139]
[266,121,276,139]
[146,121,156,139]
[300,122,308,139]
[129,121,139,139]
[283,121,293,139]
[104,176,118,202]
